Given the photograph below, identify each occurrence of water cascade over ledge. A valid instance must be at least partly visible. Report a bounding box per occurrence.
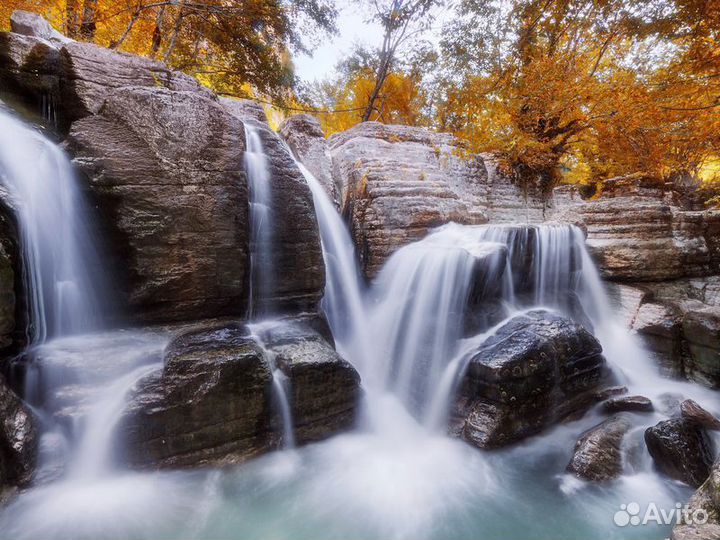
[0,116,716,540]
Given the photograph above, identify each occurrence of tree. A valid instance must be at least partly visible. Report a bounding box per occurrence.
[361,0,438,121]
[1,0,338,100]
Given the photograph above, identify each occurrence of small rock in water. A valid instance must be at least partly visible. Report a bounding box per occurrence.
[566,415,632,481]
[601,395,654,414]
[644,418,714,487]
[680,399,720,431]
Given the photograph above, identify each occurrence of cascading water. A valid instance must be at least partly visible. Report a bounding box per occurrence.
[0,110,169,485]
[0,118,717,540]
[244,123,274,318]
[0,109,105,342]
[243,124,294,449]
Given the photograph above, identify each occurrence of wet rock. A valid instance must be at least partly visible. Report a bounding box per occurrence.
[605,283,650,328]
[252,317,361,443]
[681,399,720,431]
[458,310,607,448]
[645,418,715,487]
[672,459,720,540]
[0,374,37,489]
[220,119,325,314]
[280,114,336,202]
[119,323,275,468]
[219,97,267,124]
[119,319,360,468]
[602,395,654,414]
[329,123,548,277]
[66,86,249,323]
[566,415,632,481]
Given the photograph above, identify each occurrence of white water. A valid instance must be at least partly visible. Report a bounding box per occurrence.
[244,123,274,317]
[0,118,717,540]
[0,109,106,341]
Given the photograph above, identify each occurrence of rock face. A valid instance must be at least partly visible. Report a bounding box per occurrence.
[566,415,632,481]
[119,320,360,468]
[0,374,37,489]
[280,114,337,202]
[645,418,715,487]
[249,317,361,443]
[66,87,249,323]
[456,310,607,448]
[1,13,325,324]
[552,182,720,282]
[220,116,325,314]
[672,459,720,540]
[681,399,720,431]
[328,123,548,277]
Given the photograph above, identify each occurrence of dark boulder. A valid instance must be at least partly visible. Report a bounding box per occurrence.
[645,418,715,487]
[0,374,37,489]
[566,415,632,481]
[457,310,607,448]
[119,323,275,468]
[602,395,654,414]
[119,319,361,469]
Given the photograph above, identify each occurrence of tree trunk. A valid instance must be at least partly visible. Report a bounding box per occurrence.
[150,5,167,57]
[163,0,187,63]
[79,0,99,41]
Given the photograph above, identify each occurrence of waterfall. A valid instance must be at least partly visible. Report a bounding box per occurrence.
[244,123,274,317]
[0,109,106,342]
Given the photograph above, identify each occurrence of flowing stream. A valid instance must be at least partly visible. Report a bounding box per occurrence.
[0,113,717,540]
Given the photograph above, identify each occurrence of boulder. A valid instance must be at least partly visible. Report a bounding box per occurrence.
[0,374,37,489]
[250,317,361,443]
[280,114,336,202]
[119,319,361,468]
[119,323,275,468]
[457,310,607,448]
[672,459,720,540]
[645,418,715,487]
[9,11,72,46]
[601,395,654,414]
[681,399,720,431]
[566,415,632,481]
[605,283,651,328]
[65,86,249,323]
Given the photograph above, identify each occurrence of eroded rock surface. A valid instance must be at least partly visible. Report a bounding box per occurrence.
[645,418,714,487]
[456,310,607,448]
[566,415,632,481]
[0,374,37,489]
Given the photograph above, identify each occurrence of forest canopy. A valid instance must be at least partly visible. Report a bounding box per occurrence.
[2,0,719,195]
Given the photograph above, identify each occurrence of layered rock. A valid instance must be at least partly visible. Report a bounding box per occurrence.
[552,182,720,282]
[1,12,325,323]
[219,117,325,314]
[672,459,720,540]
[119,319,360,468]
[645,418,715,487]
[456,310,607,448]
[65,86,249,322]
[249,317,361,443]
[328,123,548,277]
[0,374,37,490]
[566,415,632,481]
[280,114,337,202]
